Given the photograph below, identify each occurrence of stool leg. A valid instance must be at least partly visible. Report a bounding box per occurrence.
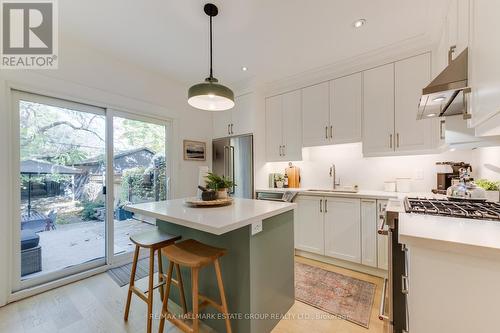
[124,245,140,321]
[147,248,155,333]
[157,249,164,300]
[175,264,188,315]
[192,268,199,333]
[158,261,174,333]
[214,259,232,333]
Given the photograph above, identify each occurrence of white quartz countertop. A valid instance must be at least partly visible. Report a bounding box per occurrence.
[399,212,500,252]
[124,198,295,235]
[256,188,444,200]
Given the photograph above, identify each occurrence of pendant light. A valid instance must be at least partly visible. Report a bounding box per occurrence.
[188,3,235,111]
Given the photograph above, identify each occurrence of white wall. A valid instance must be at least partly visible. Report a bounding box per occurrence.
[261,143,478,192]
[0,38,213,305]
[475,147,500,181]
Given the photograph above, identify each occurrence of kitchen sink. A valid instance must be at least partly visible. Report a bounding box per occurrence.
[307,186,359,194]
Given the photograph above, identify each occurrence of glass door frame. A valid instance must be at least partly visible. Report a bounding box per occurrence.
[11,90,108,291]
[10,92,173,292]
[105,109,173,267]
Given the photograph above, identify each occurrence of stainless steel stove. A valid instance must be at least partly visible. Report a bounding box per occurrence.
[405,198,500,221]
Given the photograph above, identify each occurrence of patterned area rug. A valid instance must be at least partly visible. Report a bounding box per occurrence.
[295,262,376,328]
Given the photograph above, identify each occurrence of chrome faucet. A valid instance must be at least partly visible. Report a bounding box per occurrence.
[329,164,340,189]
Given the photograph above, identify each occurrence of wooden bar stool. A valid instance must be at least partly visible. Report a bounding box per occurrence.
[158,239,232,333]
[123,229,182,333]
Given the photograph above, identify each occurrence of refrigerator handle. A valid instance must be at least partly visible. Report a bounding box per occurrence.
[223,146,230,178]
[230,146,235,194]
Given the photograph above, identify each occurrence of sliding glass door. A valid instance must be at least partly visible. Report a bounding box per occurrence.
[111,114,168,257]
[13,91,107,290]
[11,92,172,292]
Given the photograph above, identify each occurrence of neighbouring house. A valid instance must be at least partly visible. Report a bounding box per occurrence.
[73,147,164,204]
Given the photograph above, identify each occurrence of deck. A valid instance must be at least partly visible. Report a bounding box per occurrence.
[23,218,156,278]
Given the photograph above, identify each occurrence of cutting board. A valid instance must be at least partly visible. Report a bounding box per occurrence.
[286,166,300,188]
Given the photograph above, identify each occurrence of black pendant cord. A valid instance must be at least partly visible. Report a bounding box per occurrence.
[209,15,213,80]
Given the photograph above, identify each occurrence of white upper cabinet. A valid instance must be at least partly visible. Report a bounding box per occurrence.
[231,93,253,136]
[295,195,325,255]
[324,197,361,263]
[302,82,330,147]
[469,0,500,133]
[213,110,232,139]
[363,63,395,155]
[395,53,434,151]
[282,90,303,160]
[331,73,362,144]
[363,53,437,156]
[213,93,254,138]
[265,90,302,162]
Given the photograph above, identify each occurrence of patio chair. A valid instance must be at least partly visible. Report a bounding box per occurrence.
[21,229,42,276]
[46,210,57,231]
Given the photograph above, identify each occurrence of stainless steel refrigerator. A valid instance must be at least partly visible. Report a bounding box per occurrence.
[212,134,254,199]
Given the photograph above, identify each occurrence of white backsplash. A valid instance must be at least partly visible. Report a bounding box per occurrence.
[260,143,481,192]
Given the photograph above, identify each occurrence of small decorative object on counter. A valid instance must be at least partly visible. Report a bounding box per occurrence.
[198,186,217,201]
[284,174,289,188]
[285,162,301,188]
[475,179,499,202]
[446,168,487,201]
[205,172,235,199]
[396,177,412,193]
[275,174,285,188]
[384,181,397,192]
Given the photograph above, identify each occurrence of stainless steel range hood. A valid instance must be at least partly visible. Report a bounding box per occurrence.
[417,46,470,120]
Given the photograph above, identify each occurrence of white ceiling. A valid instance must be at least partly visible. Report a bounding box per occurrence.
[60,0,449,86]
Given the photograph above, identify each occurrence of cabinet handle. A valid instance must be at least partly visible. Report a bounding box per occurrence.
[330,125,333,139]
[324,199,328,213]
[389,134,393,148]
[440,119,445,140]
[396,133,400,148]
[320,199,323,213]
[325,126,328,139]
[228,124,231,135]
[231,123,234,134]
[279,145,282,156]
[283,145,286,156]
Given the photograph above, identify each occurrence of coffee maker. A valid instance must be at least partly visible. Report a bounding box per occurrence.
[433,162,472,194]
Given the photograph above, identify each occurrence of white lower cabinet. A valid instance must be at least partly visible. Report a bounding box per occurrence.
[324,197,361,263]
[376,200,389,270]
[294,195,324,255]
[295,195,388,270]
[361,200,377,267]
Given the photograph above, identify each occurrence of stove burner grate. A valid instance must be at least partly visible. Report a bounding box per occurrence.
[405,198,500,221]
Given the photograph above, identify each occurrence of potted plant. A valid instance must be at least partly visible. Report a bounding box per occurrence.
[205,172,235,199]
[476,179,500,202]
[275,174,285,189]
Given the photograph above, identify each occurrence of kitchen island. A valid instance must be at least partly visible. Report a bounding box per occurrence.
[125,198,296,333]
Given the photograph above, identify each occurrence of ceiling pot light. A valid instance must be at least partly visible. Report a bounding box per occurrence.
[188,3,234,111]
[433,96,446,102]
[353,19,366,28]
[241,66,248,71]
[427,113,436,117]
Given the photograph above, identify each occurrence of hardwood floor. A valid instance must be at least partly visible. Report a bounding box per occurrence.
[0,256,389,333]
